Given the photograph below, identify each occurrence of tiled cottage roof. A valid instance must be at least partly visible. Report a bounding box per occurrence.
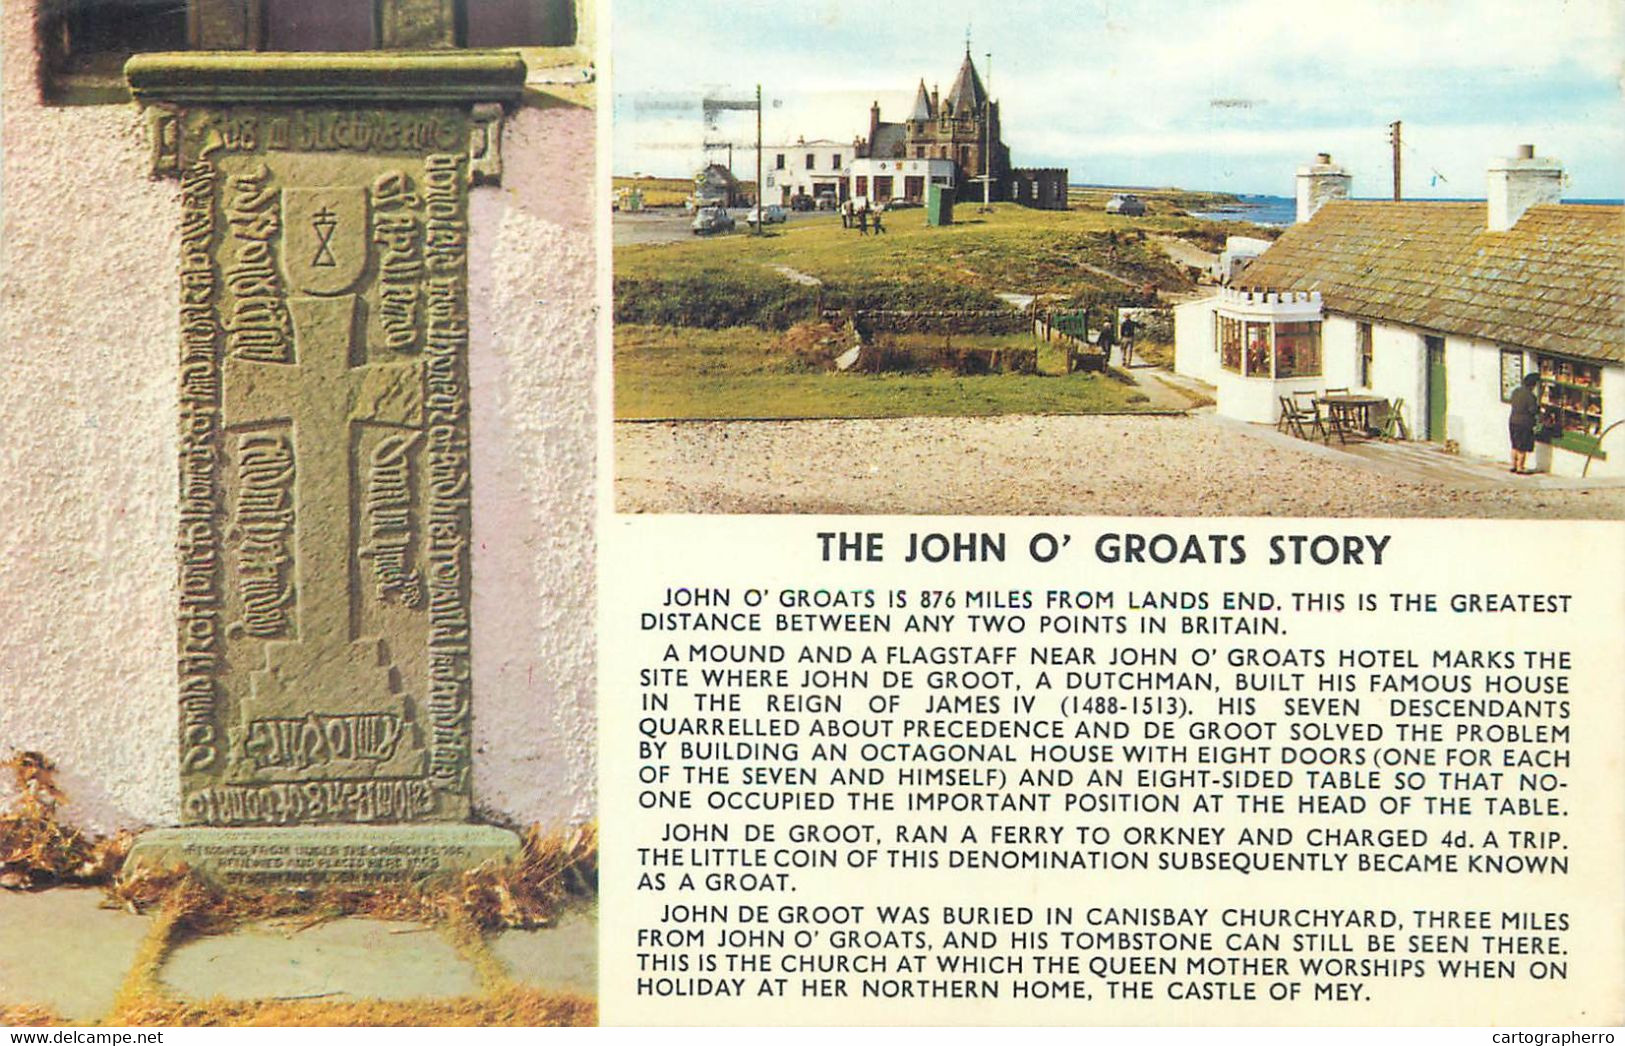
[1233,201,1625,363]
[868,122,907,159]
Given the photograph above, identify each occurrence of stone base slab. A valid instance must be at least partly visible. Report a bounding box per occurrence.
[123,824,521,888]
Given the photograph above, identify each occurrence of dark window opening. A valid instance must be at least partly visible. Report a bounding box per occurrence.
[40,0,186,101]
[462,0,574,47]
[262,0,374,50]
[40,0,578,104]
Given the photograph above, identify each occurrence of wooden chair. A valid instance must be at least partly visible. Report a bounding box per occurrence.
[1378,397,1411,440]
[1280,394,1326,441]
[1290,390,1330,439]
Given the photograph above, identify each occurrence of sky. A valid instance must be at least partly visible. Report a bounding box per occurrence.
[610,0,1625,199]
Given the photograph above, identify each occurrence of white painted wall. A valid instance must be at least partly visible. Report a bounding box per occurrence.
[1442,336,1515,464]
[1215,372,1322,424]
[0,1,596,833]
[1173,297,1219,383]
[1365,323,1429,442]
[1320,316,1362,391]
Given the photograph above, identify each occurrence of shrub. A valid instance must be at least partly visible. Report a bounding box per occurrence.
[614,271,818,330]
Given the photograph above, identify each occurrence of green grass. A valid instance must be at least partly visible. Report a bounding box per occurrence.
[615,324,1155,420]
[615,202,1201,298]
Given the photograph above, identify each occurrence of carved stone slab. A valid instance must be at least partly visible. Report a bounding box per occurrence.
[130,55,524,837]
[175,109,475,827]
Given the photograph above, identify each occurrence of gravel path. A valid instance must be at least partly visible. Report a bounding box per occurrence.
[615,414,1625,518]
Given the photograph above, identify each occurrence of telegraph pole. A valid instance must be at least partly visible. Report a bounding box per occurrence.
[1390,120,1402,201]
[756,83,763,235]
[981,52,992,213]
[701,89,765,229]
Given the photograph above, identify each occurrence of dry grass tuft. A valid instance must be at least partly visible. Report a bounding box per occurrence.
[112,986,597,1027]
[0,752,130,890]
[461,823,597,930]
[0,1003,65,1026]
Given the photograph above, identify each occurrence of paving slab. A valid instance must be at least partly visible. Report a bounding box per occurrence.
[490,904,596,996]
[160,919,479,1002]
[0,888,151,1023]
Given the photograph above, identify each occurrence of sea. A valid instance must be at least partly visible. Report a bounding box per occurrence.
[1188,194,1295,227]
[1187,194,1622,227]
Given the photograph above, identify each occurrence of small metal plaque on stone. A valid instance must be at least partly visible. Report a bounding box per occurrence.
[126,825,520,887]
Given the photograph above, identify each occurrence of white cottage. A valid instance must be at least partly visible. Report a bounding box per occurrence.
[1175,148,1624,477]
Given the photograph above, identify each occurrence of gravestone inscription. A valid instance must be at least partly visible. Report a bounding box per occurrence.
[126,54,525,883]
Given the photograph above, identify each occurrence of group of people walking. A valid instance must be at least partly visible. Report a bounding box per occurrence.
[840,200,885,235]
[1096,315,1138,367]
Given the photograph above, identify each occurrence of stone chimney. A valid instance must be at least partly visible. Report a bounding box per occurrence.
[1295,152,1351,223]
[1486,144,1563,232]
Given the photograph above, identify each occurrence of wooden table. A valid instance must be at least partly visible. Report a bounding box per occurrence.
[1318,394,1388,443]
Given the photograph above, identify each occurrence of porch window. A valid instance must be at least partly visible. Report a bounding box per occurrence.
[1218,315,1242,373]
[1244,322,1270,376]
[1274,321,1322,378]
[1218,314,1322,378]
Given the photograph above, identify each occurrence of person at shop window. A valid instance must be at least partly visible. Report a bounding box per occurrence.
[1508,371,1541,474]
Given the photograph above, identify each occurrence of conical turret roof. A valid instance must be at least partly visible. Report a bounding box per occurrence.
[945,50,987,115]
[908,79,934,121]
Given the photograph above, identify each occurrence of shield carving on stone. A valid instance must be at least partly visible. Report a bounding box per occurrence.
[282,186,369,295]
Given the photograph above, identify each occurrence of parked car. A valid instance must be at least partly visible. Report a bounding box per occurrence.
[746,204,788,226]
[815,192,838,211]
[789,192,815,212]
[691,206,735,234]
[1106,193,1146,216]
